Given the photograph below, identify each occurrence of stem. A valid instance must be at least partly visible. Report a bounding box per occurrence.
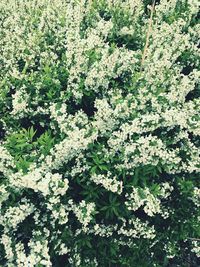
[140,0,156,71]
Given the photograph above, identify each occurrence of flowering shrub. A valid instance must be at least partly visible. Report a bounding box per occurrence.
[0,0,200,266]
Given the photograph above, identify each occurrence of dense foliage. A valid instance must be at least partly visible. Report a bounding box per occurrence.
[0,0,200,266]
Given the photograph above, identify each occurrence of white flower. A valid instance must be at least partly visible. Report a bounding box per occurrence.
[91,173,123,194]
[74,200,95,228]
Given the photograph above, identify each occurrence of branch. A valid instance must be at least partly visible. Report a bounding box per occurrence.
[140,0,156,71]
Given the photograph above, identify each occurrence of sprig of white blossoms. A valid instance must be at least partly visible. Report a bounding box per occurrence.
[191,241,200,258]
[10,170,69,197]
[0,198,35,231]
[191,187,200,207]
[0,145,15,176]
[69,199,96,229]
[85,217,156,240]
[0,185,9,209]
[91,172,123,194]
[125,183,173,217]
[9,228,52,267]
[11,86,29,118]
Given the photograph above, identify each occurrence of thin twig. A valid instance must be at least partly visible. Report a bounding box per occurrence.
[140,0,156,71]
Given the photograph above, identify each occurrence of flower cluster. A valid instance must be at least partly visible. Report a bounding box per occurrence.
[125,183,173,217]
[192,187,200,207]
[0,200,35,231]
[91,173,123,194]
[73,200,96,229]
